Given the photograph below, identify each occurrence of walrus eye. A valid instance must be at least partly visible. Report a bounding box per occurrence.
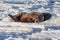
[29,18,34,22]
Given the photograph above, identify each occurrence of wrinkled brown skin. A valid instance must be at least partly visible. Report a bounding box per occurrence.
[13,12,44,23]
[20,13,39,22]
[11,12,51,23]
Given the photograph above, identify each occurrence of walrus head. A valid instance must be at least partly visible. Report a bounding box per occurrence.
[8,12,52,23]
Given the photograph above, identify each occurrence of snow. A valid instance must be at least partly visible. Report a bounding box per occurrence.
[0,0,60,40]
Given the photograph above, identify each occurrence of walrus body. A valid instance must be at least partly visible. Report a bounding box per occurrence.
[9,12,51,23]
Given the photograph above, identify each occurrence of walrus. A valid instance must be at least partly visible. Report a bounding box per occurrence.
[8,12,51,23]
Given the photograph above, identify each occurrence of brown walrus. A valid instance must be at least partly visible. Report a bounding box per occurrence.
[8,12,51,23]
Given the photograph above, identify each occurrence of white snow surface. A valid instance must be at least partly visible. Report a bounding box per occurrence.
[0,0,60,40]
